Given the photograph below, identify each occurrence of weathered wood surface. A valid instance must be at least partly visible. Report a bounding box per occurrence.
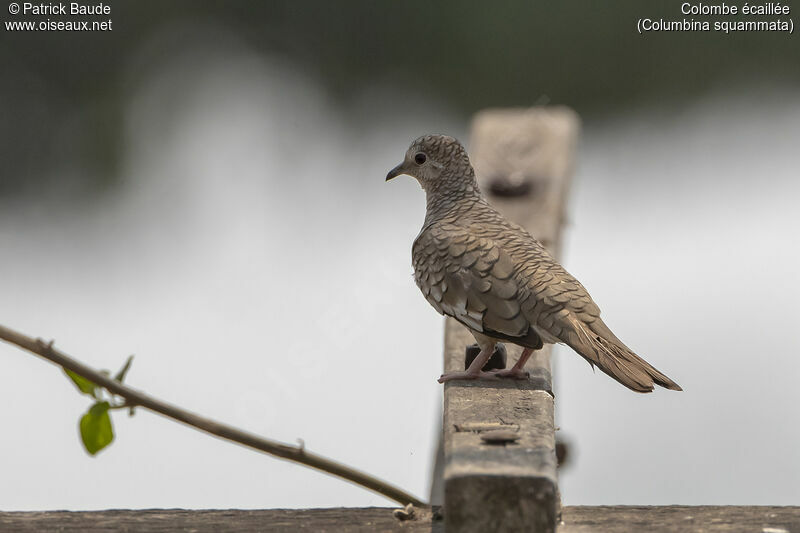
[2,506,798,532]
[563,506,800,533]
[438,107,579,533]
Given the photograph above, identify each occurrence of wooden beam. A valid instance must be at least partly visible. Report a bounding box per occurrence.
[2,506,798,532]
[440,107,580,533]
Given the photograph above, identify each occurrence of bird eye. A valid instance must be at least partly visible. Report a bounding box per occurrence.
[414,152,427,165]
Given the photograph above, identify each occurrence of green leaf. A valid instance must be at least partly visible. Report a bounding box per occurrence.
[114,355,134,382]
[79,401,114,456]
[64,368,99,399]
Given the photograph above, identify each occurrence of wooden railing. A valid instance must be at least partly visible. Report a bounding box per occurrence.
[429,107,579,533]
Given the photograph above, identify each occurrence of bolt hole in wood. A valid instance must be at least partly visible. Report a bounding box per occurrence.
[488,172,541,198]
[452,421,522,446]
[454,422,521,433]
[464,343,507,371]
[480,430,521,446]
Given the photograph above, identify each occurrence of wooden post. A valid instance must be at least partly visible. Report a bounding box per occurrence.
[439,107,579,533]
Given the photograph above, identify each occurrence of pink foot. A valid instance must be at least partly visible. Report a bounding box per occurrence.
[491,368,531,380]
[438,370,499,383]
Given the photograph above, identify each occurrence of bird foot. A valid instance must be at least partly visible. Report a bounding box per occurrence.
[438,370,499,383]
[490,368,531,380]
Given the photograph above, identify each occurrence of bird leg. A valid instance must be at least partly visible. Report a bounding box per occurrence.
[438,341,499,383]
[492,348,533,379]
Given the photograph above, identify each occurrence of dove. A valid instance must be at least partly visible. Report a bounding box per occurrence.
[386,134,681,393]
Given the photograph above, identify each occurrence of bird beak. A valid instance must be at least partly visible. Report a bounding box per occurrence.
[386,163,407,181]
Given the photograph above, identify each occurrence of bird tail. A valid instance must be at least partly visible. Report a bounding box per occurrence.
[565,317,682,393]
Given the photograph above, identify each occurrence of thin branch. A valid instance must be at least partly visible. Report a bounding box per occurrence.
[0,323,425,507]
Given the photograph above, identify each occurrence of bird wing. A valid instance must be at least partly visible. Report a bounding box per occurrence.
[413,220,681,392]
[412,223,541,347]
[508,233,603,334]
[493,223,681,392]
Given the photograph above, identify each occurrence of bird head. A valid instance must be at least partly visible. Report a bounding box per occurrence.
[385,135,472,191]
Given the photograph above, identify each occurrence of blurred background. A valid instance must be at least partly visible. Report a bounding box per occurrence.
[1,0,798,511]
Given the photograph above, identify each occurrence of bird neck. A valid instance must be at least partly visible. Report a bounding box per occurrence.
[423,169,485,225]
